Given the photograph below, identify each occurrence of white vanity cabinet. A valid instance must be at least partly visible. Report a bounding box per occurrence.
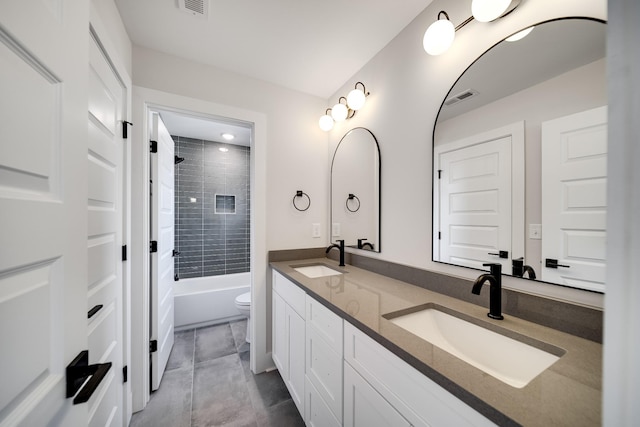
[344,322,497,427]
[305,295,344,423]
[272,271,306,416]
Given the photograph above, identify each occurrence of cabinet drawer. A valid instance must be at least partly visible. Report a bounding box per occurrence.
[344,362,411,427]
[273,271,306,316]
[306,323,343,422]
[306,295,343,354]
[305,376,341,427]
[344,322,496,427]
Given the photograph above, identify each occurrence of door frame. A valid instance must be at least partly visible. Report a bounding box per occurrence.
[433,121,525,268]
[88,6,133,425]
[130,87,268,411]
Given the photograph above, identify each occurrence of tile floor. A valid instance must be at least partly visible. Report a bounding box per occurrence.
[130,319,305,427]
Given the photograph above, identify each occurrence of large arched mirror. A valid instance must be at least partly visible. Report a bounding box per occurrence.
[331,127,381,252]
[432,18,606,292]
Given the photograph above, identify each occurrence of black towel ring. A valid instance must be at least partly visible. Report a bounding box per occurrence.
[346,193,361,212]
[293,190,311,211]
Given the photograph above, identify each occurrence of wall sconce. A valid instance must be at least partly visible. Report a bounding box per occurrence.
[319,82,370,132]
[423,0,521,56]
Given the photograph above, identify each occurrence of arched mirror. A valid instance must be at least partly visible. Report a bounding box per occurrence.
[432,18,606,292]
[331,127,381,252]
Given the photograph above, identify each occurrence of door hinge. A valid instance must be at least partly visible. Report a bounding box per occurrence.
[438,231,441,240]
[123,365,128,383]
[150,241,158,253]
[438,169,442,179]
[150,340,158,353]
[122,245,127,261]
[122,121,133,139]
[150,140,158,153]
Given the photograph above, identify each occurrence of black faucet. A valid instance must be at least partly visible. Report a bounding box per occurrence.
[472,263,504,320]
[326,239,345,266]
[512,258,536,279]
[357,238,374,250]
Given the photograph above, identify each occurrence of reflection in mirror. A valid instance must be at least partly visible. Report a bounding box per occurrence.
[432,18,606,292]
[331,127,381,252]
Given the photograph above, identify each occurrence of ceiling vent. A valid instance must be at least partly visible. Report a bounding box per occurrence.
[444,89,479,106]
[178,0,209,19]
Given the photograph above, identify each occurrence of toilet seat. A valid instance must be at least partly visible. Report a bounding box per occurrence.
[235,292,251,306]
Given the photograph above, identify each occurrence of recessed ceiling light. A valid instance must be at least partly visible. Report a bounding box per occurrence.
[219,147,229,152]
[221,133,235,141]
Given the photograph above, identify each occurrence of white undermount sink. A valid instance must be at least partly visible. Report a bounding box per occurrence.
[293,264,343,278]
[385,304,564,388]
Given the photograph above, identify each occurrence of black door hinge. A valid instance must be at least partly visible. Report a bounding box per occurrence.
[122,121,133,139]
[438,232,441,240]
[150,241,158,253]
[150,340,158,353]
[123,365,128,383]
[438,169,442,179]
[122,245,127,261]
[150,140,158,153]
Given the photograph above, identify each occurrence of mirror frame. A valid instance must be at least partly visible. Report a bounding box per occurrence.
[431,17,607,293]
[331,127,382,252]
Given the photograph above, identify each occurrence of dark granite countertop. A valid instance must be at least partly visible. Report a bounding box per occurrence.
[271,258,602,427]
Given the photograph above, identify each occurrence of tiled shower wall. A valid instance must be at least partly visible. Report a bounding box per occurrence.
[174,136,250,279]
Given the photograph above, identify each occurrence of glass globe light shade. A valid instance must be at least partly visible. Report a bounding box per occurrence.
[505,26,534,42]
[331,103,348,122]
[423,18,455,56]
[347,88,366,111]
[472,0,511,23]
[319,114,334,131]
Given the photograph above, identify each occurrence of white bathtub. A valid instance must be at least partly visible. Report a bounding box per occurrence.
[173,272,250,330]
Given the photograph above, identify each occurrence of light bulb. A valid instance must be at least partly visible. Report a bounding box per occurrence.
[347,88,366,111]
[331,103,348,122]
[319,114,334,131]
[423,18,455,56]
[472,0,511,23]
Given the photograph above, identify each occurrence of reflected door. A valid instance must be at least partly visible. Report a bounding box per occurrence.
[435,136,512,270]
[541,106,607,291]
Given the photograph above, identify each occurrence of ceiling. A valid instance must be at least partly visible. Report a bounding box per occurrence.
[115,0,433,99]
[158,109,252,145]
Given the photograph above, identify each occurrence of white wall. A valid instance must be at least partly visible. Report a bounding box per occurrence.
[132,46,330,251]
[326,0,606,307]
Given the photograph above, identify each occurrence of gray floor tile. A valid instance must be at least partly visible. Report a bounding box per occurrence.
[247,370,292,411]
[230,319,249,352]
[167,329,195,371]
[191,354,255,427]
[255,400,305,427]
[130,366,193,427]
[195,323,237,364]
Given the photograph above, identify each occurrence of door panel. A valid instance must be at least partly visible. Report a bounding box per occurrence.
[541,106,607,291]
[437,136,512,270]
[0,0,88,425]
[87,33,125,426]
[150,113,175,390]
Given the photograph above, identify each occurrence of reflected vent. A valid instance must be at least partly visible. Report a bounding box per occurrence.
[444,89,478,106]
[178,0,209,18]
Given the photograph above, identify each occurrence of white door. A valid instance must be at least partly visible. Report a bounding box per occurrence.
[87,31,126,426]
[541,106,607,291]
[149,113,175,390]
[435,137,513,271]
[0,1,89,426]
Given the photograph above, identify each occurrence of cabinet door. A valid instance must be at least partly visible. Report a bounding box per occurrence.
[288,307,306,416]
[306,323,343,422]
[344,362,411,427]
[272,291,288,374]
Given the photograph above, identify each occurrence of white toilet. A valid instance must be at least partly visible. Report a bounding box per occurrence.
[234,292,251,343]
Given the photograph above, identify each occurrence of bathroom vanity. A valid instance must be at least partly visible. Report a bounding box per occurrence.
[270,259,602,427]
